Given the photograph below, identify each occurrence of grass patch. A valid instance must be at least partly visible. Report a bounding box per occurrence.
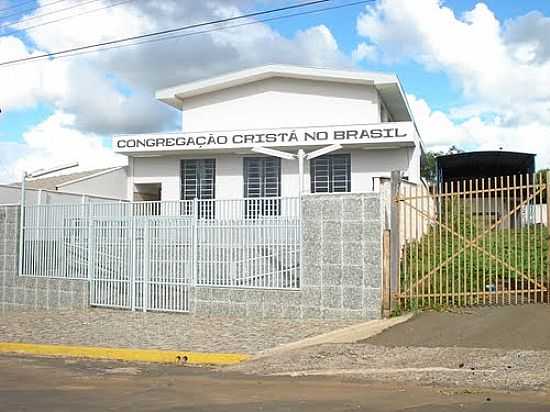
[399,198,549,309]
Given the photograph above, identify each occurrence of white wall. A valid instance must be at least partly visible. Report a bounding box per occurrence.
[131,147,416,201]
[0,185,39,205]
[180,77,381,132]
[60,168,128,200]
[127,75,421,199]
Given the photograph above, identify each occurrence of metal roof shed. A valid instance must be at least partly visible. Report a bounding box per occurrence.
[436,151,536,185]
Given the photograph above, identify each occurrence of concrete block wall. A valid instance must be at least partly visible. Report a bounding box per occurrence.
[1,194,383,320]
[191,192,383,320]
[0,205,88,313]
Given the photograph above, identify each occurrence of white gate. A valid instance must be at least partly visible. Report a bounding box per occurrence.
[21,197,301,314]
[89,216,192,312]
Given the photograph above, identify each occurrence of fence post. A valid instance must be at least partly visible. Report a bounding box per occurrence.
[18,173,27,276]
[143,221,150,313]
[193,198,199,287]
[86,202,93,282]
[389,170,401,312]
[130,215,137,312]
[382,229,391,317]
[547,172,550,303]
[87,206,95,307]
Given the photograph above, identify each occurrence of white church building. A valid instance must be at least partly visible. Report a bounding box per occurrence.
[114,65,423,203]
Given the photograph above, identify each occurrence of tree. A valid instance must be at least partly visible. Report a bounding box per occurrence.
[421,146,465,183]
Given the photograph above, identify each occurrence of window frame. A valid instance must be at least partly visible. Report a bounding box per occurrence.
[309,153,351,194]
[243,156,282,218]
[180,158,216,218]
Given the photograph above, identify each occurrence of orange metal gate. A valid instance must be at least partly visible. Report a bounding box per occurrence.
[395,173,550,308]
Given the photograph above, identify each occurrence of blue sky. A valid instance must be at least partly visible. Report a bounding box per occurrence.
[1,0,550,181]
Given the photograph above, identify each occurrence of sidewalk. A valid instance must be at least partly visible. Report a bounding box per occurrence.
[0,309,356,354]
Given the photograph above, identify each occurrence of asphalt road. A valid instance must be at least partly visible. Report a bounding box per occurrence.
[364,305,550,350]
[1,355,550,411]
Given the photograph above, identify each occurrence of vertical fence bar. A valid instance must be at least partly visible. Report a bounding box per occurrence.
[143,221,150,312]
[130,216,136,311]
[499,176,504,304]
[527,174,531,303]
[513,174,518,305]
[547,172,550,304]
[474,178,479,305]
[418,185,422,306]
[383,229,391,317]
[462,179,467,305]
[87,216,95,311]
[506,175,512,305]
[390,171,401,310]
[193,198,199,288]
[444,181,449,305]
[408,184,413,306]
[404,186,411,302]
[437,183,442,305]
[483,178,487,304]
[538,174,544,303]
[430,183,436,306]
[469,179,473,305]
[451,181,456,305]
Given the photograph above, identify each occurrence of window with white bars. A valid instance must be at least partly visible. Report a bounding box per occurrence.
[243,157,281,217]
[310,154,351,193]
[181,159,216,218]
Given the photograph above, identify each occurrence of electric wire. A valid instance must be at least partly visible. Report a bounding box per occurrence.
[0,0,372,67]
[2,0,136,36]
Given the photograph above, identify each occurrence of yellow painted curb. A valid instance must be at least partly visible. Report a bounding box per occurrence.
[0,342,251,365]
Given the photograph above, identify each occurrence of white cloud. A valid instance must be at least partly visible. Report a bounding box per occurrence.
[407,94,467,150]
[504,11,550,64]
[2,1,352,133]
[0,36,66,109]
[352,42,378,62]
[357,0,550,167]
[2,111,126,183]
[407,94,550,167]
[0,0,353,182]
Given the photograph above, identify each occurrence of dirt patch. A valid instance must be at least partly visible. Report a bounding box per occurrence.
[227,306,550,392]
[363,305,550,350]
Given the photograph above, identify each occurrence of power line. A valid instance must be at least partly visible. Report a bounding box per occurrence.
[2,0,106,26]
[0,0,346,67]
[36,0,372,63]
[2,0,135,35]
[0,0,69,20]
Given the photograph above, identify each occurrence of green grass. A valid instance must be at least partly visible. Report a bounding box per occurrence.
[399,199,549,308]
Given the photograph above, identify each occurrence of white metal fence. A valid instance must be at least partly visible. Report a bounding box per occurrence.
[21,197,301,312]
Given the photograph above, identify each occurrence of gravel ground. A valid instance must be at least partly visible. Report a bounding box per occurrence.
[0,309,356,354]
[228,344,550,392]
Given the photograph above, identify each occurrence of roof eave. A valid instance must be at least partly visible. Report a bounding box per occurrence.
[155,65,386,109]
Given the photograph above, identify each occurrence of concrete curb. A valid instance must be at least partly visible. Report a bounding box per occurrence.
[254,314,414,359]
[0,342,251,365]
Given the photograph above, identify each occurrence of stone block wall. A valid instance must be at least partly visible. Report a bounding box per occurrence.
[0,205,88,313]
[191,192,383,320]
[1,193,383,320]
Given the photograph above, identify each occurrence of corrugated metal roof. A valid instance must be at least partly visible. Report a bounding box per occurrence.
[436,151,536,183]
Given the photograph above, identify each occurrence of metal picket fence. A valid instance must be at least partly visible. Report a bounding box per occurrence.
[395,173,550,308]
[20,197,302,312]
